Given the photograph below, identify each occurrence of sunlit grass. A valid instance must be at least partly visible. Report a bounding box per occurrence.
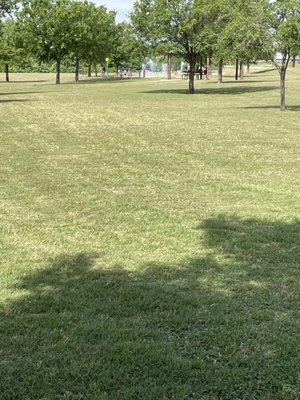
[0,66,299,400]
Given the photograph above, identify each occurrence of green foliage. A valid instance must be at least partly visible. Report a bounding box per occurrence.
[132,0,271,63]
[132,0,210,59]
[15,0,116,82]
[112,22,148,70]
[0,19,25,66]
[17,0,71,63]
[213,0,271,63]
[271,0,300,58]
[7,56,81,72]
[67,1,115,64]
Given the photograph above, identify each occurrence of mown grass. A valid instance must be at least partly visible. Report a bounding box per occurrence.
[0,66,299,400]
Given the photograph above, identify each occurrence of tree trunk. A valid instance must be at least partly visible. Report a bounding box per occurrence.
[206,56,210,80]
[167,53,172,80]
[94,64,98,77]
[218,59,223,84]
[276,56,290,111]
[247,63,250,73]
[235,59,239,81]
[75,58,80,83]
[88,63,92,77]
[5,63,9,82]
[280,73,286,111]
[239,61,244,81]
[292,56,296,67]
[199,56,203,80]
[188,56,196,94]
[56,59,61,84]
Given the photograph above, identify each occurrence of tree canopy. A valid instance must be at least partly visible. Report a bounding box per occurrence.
[17,0,116,83]
[132,0,219,93]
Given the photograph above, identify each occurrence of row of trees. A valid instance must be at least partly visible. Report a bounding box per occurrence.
[131,0,300,110]
[1,0,300,109]
[0,0,148,83]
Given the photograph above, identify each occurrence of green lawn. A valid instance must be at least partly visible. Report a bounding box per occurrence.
[0,66,299,400]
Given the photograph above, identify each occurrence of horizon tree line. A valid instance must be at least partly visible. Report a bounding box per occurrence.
[1,0,300,110]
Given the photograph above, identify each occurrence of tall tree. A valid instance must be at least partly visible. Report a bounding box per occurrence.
[269,0,300,110]
[0,19,23,81]
[218,0,270,81]
[132,0,215,94]
[68,0,97,83]
[208,2,231,84]
[17,0,71,84]
[67,1,115,83]
[85,7,115,78]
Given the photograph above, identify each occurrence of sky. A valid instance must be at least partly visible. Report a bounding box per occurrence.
[96,0,135,22]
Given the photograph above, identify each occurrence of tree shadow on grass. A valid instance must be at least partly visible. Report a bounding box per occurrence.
[221,79,277,84]
[237,105,300,112]
[141,86,277,96]
[0,80,48,84]
[0,217,299,400]
[60,77,140,85]
[0,91,48,96]
[250,68,277,74]
[0,98,34,104]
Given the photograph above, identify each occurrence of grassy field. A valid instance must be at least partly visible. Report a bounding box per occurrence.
[0,66,299,400]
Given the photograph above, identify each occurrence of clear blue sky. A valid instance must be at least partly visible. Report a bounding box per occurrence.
[96,0,135,22]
